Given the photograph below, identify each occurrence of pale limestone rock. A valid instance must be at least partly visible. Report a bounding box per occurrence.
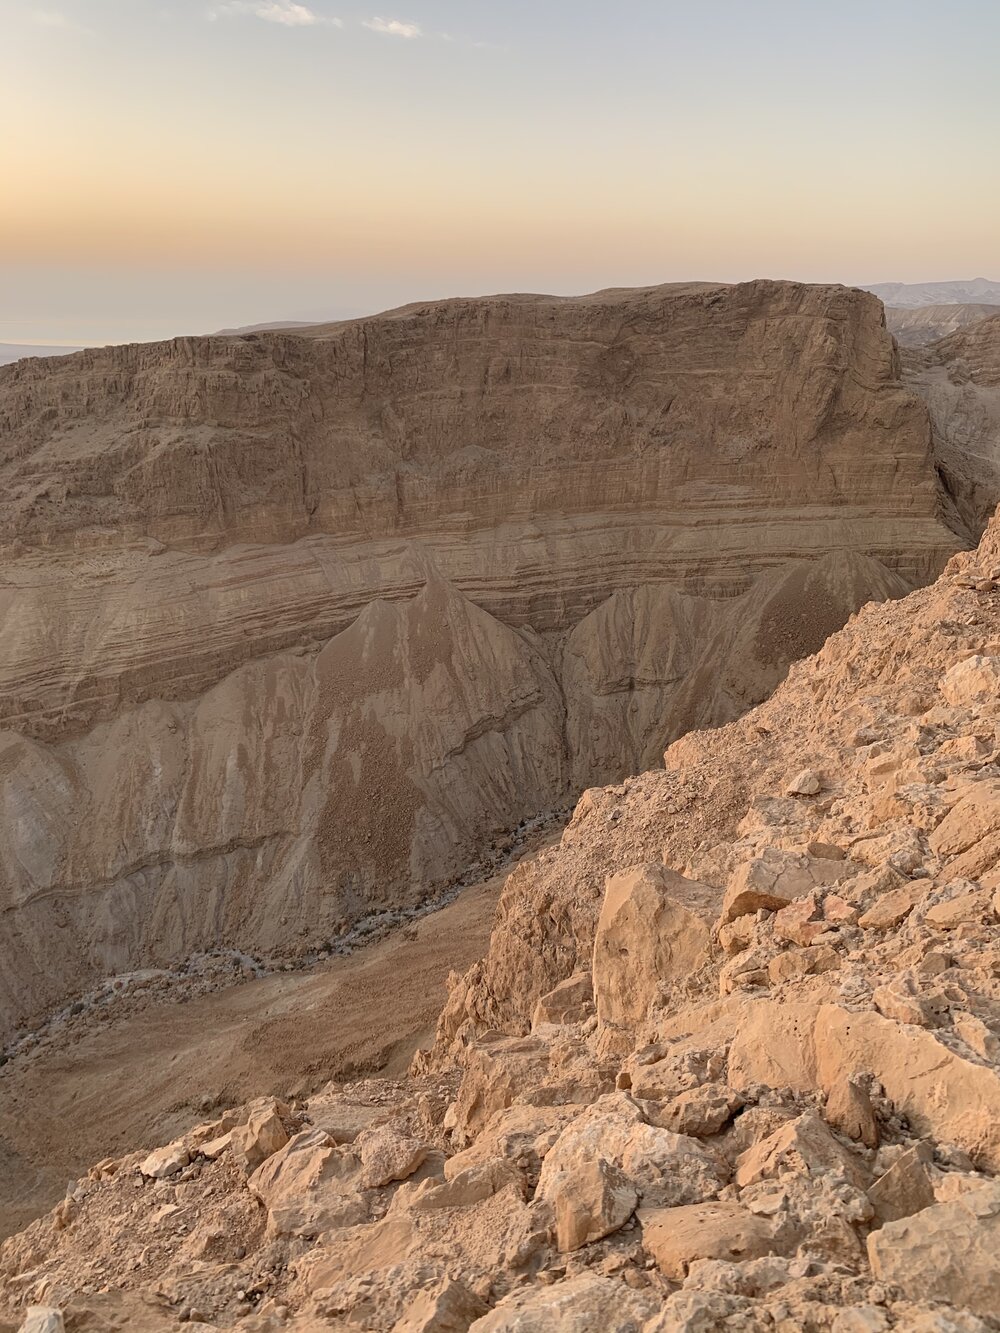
[868,1145,935,1225]
[768,943,841,984]
[450,1035,551,1148]
[825,1077,879,1148]
[787,768,822,795]
[230,1100,289,1175]
[359,1128,429,1189]
[306,1091,386,1144]
[399,1159,523,1213]
[954,1010,1000,1061]
[468,1273,658,1331]
[138,1141,190,1180]
[17,1311,64,1333]
[643,1290,764,1330]
[248,1126,364,1238]
[816,1005,1000,1169]
[542,1154,637,1252]
[857,882,926,930]
[310,1262,482,1332]
[720,849,855,924]
[929,782,1000,880]
[773,892,828,945]
[620,1123,724,1208]
[651,1083,743,1138]
[593,864,716,1026]
[867,1182,1000,1318]
[830,1309,890,1333]
[939,655,1000,707]
[726,999,820,1094]
[391,1276,488,1332]
[531,973,594,1031]
[925,892,986,929]
[872,974,950,1028]
[640,1202,780,1279]
[734,1112,868,1190]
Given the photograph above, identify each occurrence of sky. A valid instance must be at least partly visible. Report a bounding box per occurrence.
[2,0,998,346]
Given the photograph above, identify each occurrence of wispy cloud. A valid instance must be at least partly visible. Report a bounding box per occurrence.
[209,2,342,26]
[363,16,421,38]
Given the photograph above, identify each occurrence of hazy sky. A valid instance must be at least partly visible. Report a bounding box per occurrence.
[3,0,998,345]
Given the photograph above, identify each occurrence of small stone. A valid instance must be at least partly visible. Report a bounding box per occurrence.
[139,1142,190,1180]
[825,1077,879,1148]
[787,769,821,796]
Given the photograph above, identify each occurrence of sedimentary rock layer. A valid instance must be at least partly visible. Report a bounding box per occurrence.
[904,311,1000,535]
[0,281,969,1036]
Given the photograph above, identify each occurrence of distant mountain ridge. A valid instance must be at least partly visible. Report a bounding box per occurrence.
[867,277,1000,308]
[886,303,1000,347]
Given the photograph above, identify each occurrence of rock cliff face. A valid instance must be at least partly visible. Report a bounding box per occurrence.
[0,280,969,1037]
[903,311,1000,537]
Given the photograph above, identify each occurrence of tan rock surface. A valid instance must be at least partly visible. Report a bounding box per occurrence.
[868,1183,1000,1318]
[639,1202,781,1278]
[593,864,716,1027]
[0,280,967,1037]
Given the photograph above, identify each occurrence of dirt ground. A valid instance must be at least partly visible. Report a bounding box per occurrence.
[0,860,525,1241]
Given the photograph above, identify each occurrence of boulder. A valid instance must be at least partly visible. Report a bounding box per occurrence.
[469,1274,658,1331]
[930,782,1000,881]
[825,1077,879,1148]
[926,892,986,930]
[734,1113,868,1190]
[651,1083,743,1138]
[720,849,854,925]
[816,1005,1000,1169]
[619,1123,724,1207]
[248,1125,364,1237]
[593,864,716,1027]
[359,1127,429,1189]
[138,1141,190,1180]
[726,999,821,1094]
[450,1035,551,1148]
[939,655,1000,707]
[787,769,822,796]
[542,1154,637,1252]
[868,1145,935,1226]
[391,1275,488,1332]
[640,1202,780,1279]
[230,1098,290,1174]
[534,1098,643,1249]
[857,882,926,931]
[17,1312,64,1333]
[532,973,594,1030]
[867,1182,1000,1318]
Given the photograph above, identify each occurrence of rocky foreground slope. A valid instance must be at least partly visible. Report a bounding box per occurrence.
[0,281,968,1039]
[5,514,1000,1329]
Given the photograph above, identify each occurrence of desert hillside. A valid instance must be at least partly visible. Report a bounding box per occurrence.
[886,303,1000,347]
[868,278,1000,308]
[0,280,968,1041]
[4,454,1000,1331]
